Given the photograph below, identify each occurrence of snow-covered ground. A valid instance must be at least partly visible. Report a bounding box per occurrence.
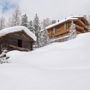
[0,32,90,90]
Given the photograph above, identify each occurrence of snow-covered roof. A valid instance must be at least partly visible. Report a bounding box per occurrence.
[41,17,78,31]
[0,26,36,41]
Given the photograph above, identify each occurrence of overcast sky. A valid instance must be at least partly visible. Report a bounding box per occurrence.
[0,0,90,20]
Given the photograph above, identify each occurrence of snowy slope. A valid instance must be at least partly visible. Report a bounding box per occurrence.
[0,32,90,90]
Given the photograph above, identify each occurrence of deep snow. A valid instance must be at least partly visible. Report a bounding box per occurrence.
[0,32,90,90]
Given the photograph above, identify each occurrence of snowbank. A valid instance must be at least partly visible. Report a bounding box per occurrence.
[0,26,36,41]
[0,32,90,90]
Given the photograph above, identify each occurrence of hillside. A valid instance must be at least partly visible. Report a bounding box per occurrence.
[0,32,90,90]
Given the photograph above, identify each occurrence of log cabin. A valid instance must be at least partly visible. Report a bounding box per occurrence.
[43,17,89,40]
[0,26,36,53]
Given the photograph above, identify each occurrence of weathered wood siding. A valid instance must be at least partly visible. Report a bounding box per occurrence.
[0,31,34,51]
[48,21,71,39]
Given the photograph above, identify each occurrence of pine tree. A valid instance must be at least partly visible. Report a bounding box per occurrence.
[28,20,34,33]
[88,15,90,24]
[8,7,21,27]
[0,16,5,30]
[33,13,41,48]
[69,21,76,39]
[33,14,41,32]
[40,30,49,47]
[88,16,90,32]
[21,14,28,27]
[41,18,51,29]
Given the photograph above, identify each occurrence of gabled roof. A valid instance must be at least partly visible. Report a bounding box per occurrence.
[0,26,36,41]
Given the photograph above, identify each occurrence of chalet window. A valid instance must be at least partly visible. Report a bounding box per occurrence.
[18,39,22,47]
[53,28,56,34]
[64,23,66,30]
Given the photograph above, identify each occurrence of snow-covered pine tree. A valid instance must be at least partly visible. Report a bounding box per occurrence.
[83,15,87,20]
[0,16,5,30]
[8,7,21,27]
[21,14,28,27]
[40,29,49,47]
[41,18,51,29]
[28,20,35,33]
[88,16,90,24]
[33,13,41,48]
[69,21,76,39]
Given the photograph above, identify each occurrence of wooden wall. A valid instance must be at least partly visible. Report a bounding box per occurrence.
[0,31,34,51]
[48,21,71,39]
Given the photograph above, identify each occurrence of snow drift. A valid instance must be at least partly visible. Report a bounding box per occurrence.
[0,32,90,90]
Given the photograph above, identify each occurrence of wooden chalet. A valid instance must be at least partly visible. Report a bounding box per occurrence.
[0,26,36,53]
[44,17,89,39]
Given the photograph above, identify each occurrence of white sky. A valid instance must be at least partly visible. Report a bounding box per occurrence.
[1,0,90,21]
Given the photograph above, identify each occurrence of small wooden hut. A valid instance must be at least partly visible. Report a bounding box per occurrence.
[0,26,36,53]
